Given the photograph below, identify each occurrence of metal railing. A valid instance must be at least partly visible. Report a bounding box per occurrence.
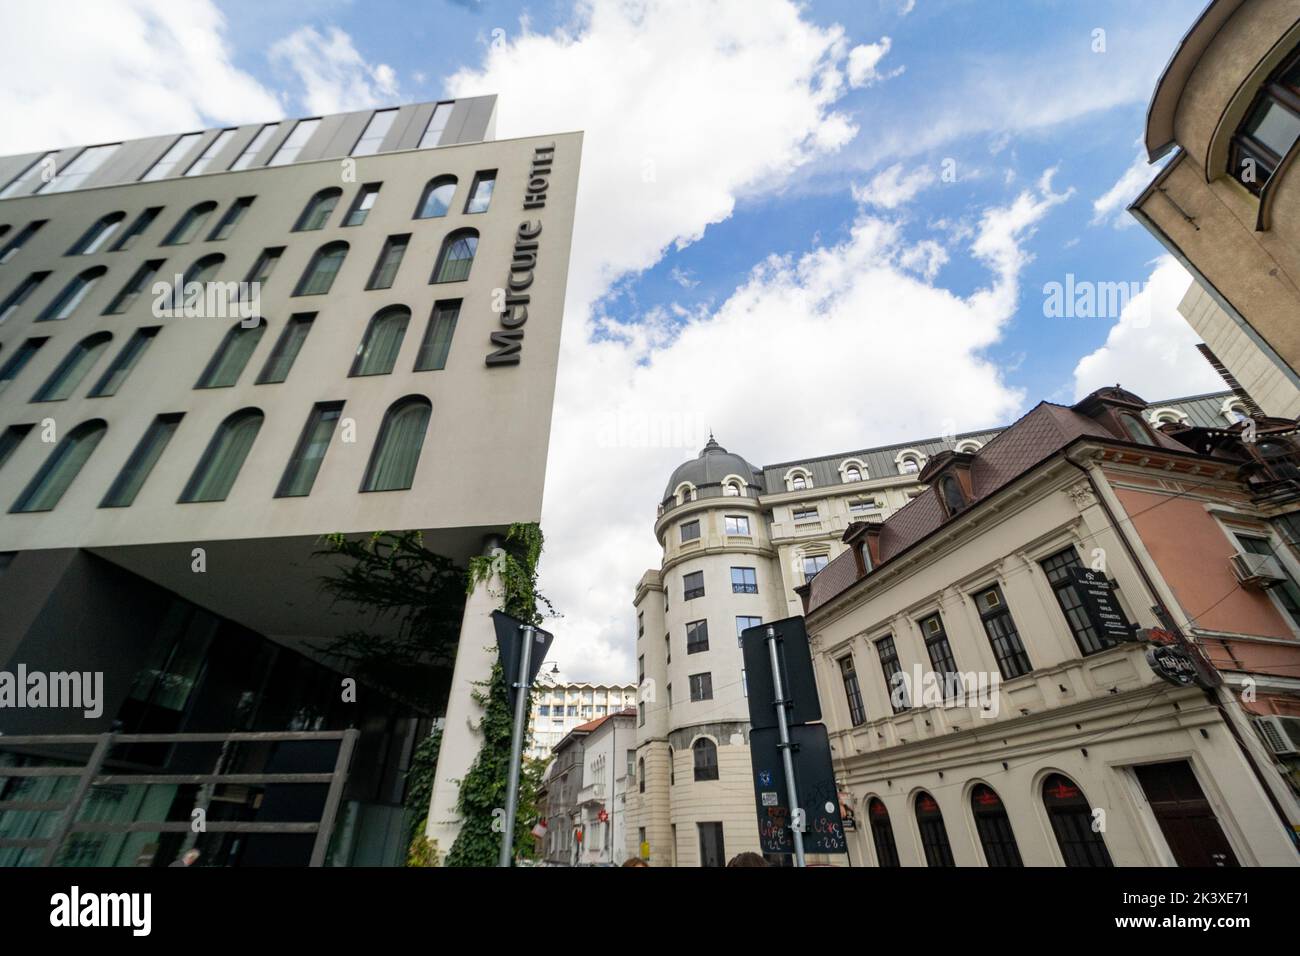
[0,729,359,867]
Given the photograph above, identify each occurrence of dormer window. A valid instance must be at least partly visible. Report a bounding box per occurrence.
[792,474,807,490]
[1120,413,1157,446]
[1146,407,1188,427]
[954,439,983,454]
[1222,398,1250,425]
[723,479,742,497]
[844,466,861,482]
[896,450,926,475]
[940,476,966,517]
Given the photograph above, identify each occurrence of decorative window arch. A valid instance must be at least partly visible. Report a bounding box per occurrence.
[67,212,126,255]
[866,797,900,867]
[913,791,955,867]
[10,418,107,513]
[784,467,812,492]
[162,201,217,245]
[721,474,746,497]
[294,187,342,231]
[1146,407,1189,426]
[180,408,263,503]
[839,458,868,483]
[33,332,112,401]
[673,481,696,505]
[895,449,926,475]
[431,228,478,283]
[37,266,107,321]
[969,783,1023,866]
[350,305,411,376]
[954,438,983,454]
[293,241,349,296]
[692,737,719,782]
[1221,396,1250,425]
[196,319,266,388]
[362,395,432,492]
[415,175,457,219]
[1040,772,1113,867]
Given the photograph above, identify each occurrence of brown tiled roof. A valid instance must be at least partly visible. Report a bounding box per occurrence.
[805,398,1192,614]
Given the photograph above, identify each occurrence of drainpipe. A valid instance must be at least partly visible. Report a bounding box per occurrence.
[1066,453,1299,853]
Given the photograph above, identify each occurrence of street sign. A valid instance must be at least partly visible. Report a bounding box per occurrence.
[1068,567,1134,643]
[492,609,555,706]
[740,616,821,730]
[748,723,847,855]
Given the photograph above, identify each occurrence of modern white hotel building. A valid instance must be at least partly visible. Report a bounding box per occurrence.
[0,98,581,866]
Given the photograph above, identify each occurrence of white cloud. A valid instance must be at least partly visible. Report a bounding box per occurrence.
[0,0,282,154]
[1091,147,1159,228]
[900,0,917,14]
[846,36,904,88]
[852,161,937,209]
[1072,257,1225,400]
[269,26,400,115]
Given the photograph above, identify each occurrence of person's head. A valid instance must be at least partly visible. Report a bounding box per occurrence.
[726,852,769,868]
[182,849,201,866]
[622,857,649,867]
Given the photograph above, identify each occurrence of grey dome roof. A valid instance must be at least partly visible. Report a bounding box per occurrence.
[663,435,762,500]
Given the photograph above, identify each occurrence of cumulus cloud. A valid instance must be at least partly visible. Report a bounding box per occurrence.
[846,37,904,88]
[852,161,937,209]
[1072,256,1225,400]
[270,26,400,115]
[0,0,282,154]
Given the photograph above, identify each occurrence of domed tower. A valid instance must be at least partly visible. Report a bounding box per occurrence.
[625,436,787,866]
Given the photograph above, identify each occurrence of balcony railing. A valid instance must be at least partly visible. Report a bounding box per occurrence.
[657,481,760,519]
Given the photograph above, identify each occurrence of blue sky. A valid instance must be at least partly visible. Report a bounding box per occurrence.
[0,0,1225,681]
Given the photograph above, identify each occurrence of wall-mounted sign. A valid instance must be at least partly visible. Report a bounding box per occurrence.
[487,143,556,367]
[1145,643,1217,689]
[1069,567,1135,642]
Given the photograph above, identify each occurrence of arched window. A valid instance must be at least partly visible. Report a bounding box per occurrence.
[692,738,718,781]
[867,798,899,867]
[196,319,266,388]
[1119,413,1156,446]
[350,305,411,376]
[722,480,741,497]
[431,229,478,283]
[1223,399,1249,425]
[37,266,106,321]
[914,792,955,867]
[668,748,675,786]
[954,439,983,454]
[970,784,1023,866]
[791,473,808,490]
[362,396,432,492]
[897,452,924,475]
[293,241,349,296]
[162,201,217,245]
[67,212,126,255]
[1147,408,1187,426]
[294,188,342,232]
[180,408,263,502]
[182,253,225,286]
[33,332,112,401]
[638,757,646,793]
[1042,773,1113,867]
[843,465,862,483]
[10,419,107,512]
[415,176,457,219]
[940,476,966,516]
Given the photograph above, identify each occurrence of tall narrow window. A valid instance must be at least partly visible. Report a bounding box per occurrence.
[180,409,263,503]
[10,419,107,512]
[876,635,908,713]
[256,314,314,384]
[680,519,701,542]
[415,176,457,219]
[867,799,900,867]
[1042,774,1112,867]
[294,188,341,232]
[109,208,161,252]
[686,619,709,654]
[277,402,343,497]
[0,271,50,324]
[268,118,320,165]
[33,332,112,402]
[0,154,58,199]
[37,267,105,321]
[351,305,411,376]
[207,197,254,240]
[735,616,761,645]
[352,109,397,156]
[40,144,119,194]
[0,424,35,472]
[229,123,279,171]
[184,129,237,176]
[683,570,704,600]
[0,220,47,264]
[1041,547,1124,656]
[196,320,266,388]
[182,253,224,287]
[839,655,865,726]
[914,793,955,867]
[0,338,47,394]
[362,396,432,492]
[343,184,381,227]
[975,584,1032,679]
[67,212,125,255]
[141,134,201,181]
[970,784,1023,867]
[293,242,348,296]
[367,235,409,290]
[431,229,478,283]
[245,247,283,286]
[88,327,159,398]
[688,672,713,702]
[103,260,163,315]
[100,413,182,508]
[414,300,459,371]
[692,738,718,781]
[464,170,496,213]
[162,201,217,245]
[418,103,453,148]
[919,613,961,700]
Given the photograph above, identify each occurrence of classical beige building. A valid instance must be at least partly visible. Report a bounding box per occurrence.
[1132,0,1300,415]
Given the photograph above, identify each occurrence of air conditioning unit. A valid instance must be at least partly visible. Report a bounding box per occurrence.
[1253,715,1300,756]
[1230,552,1289,589]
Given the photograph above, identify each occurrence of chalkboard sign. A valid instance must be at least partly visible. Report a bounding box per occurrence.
[749,723,847,855]
[1069,567,1134,642]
